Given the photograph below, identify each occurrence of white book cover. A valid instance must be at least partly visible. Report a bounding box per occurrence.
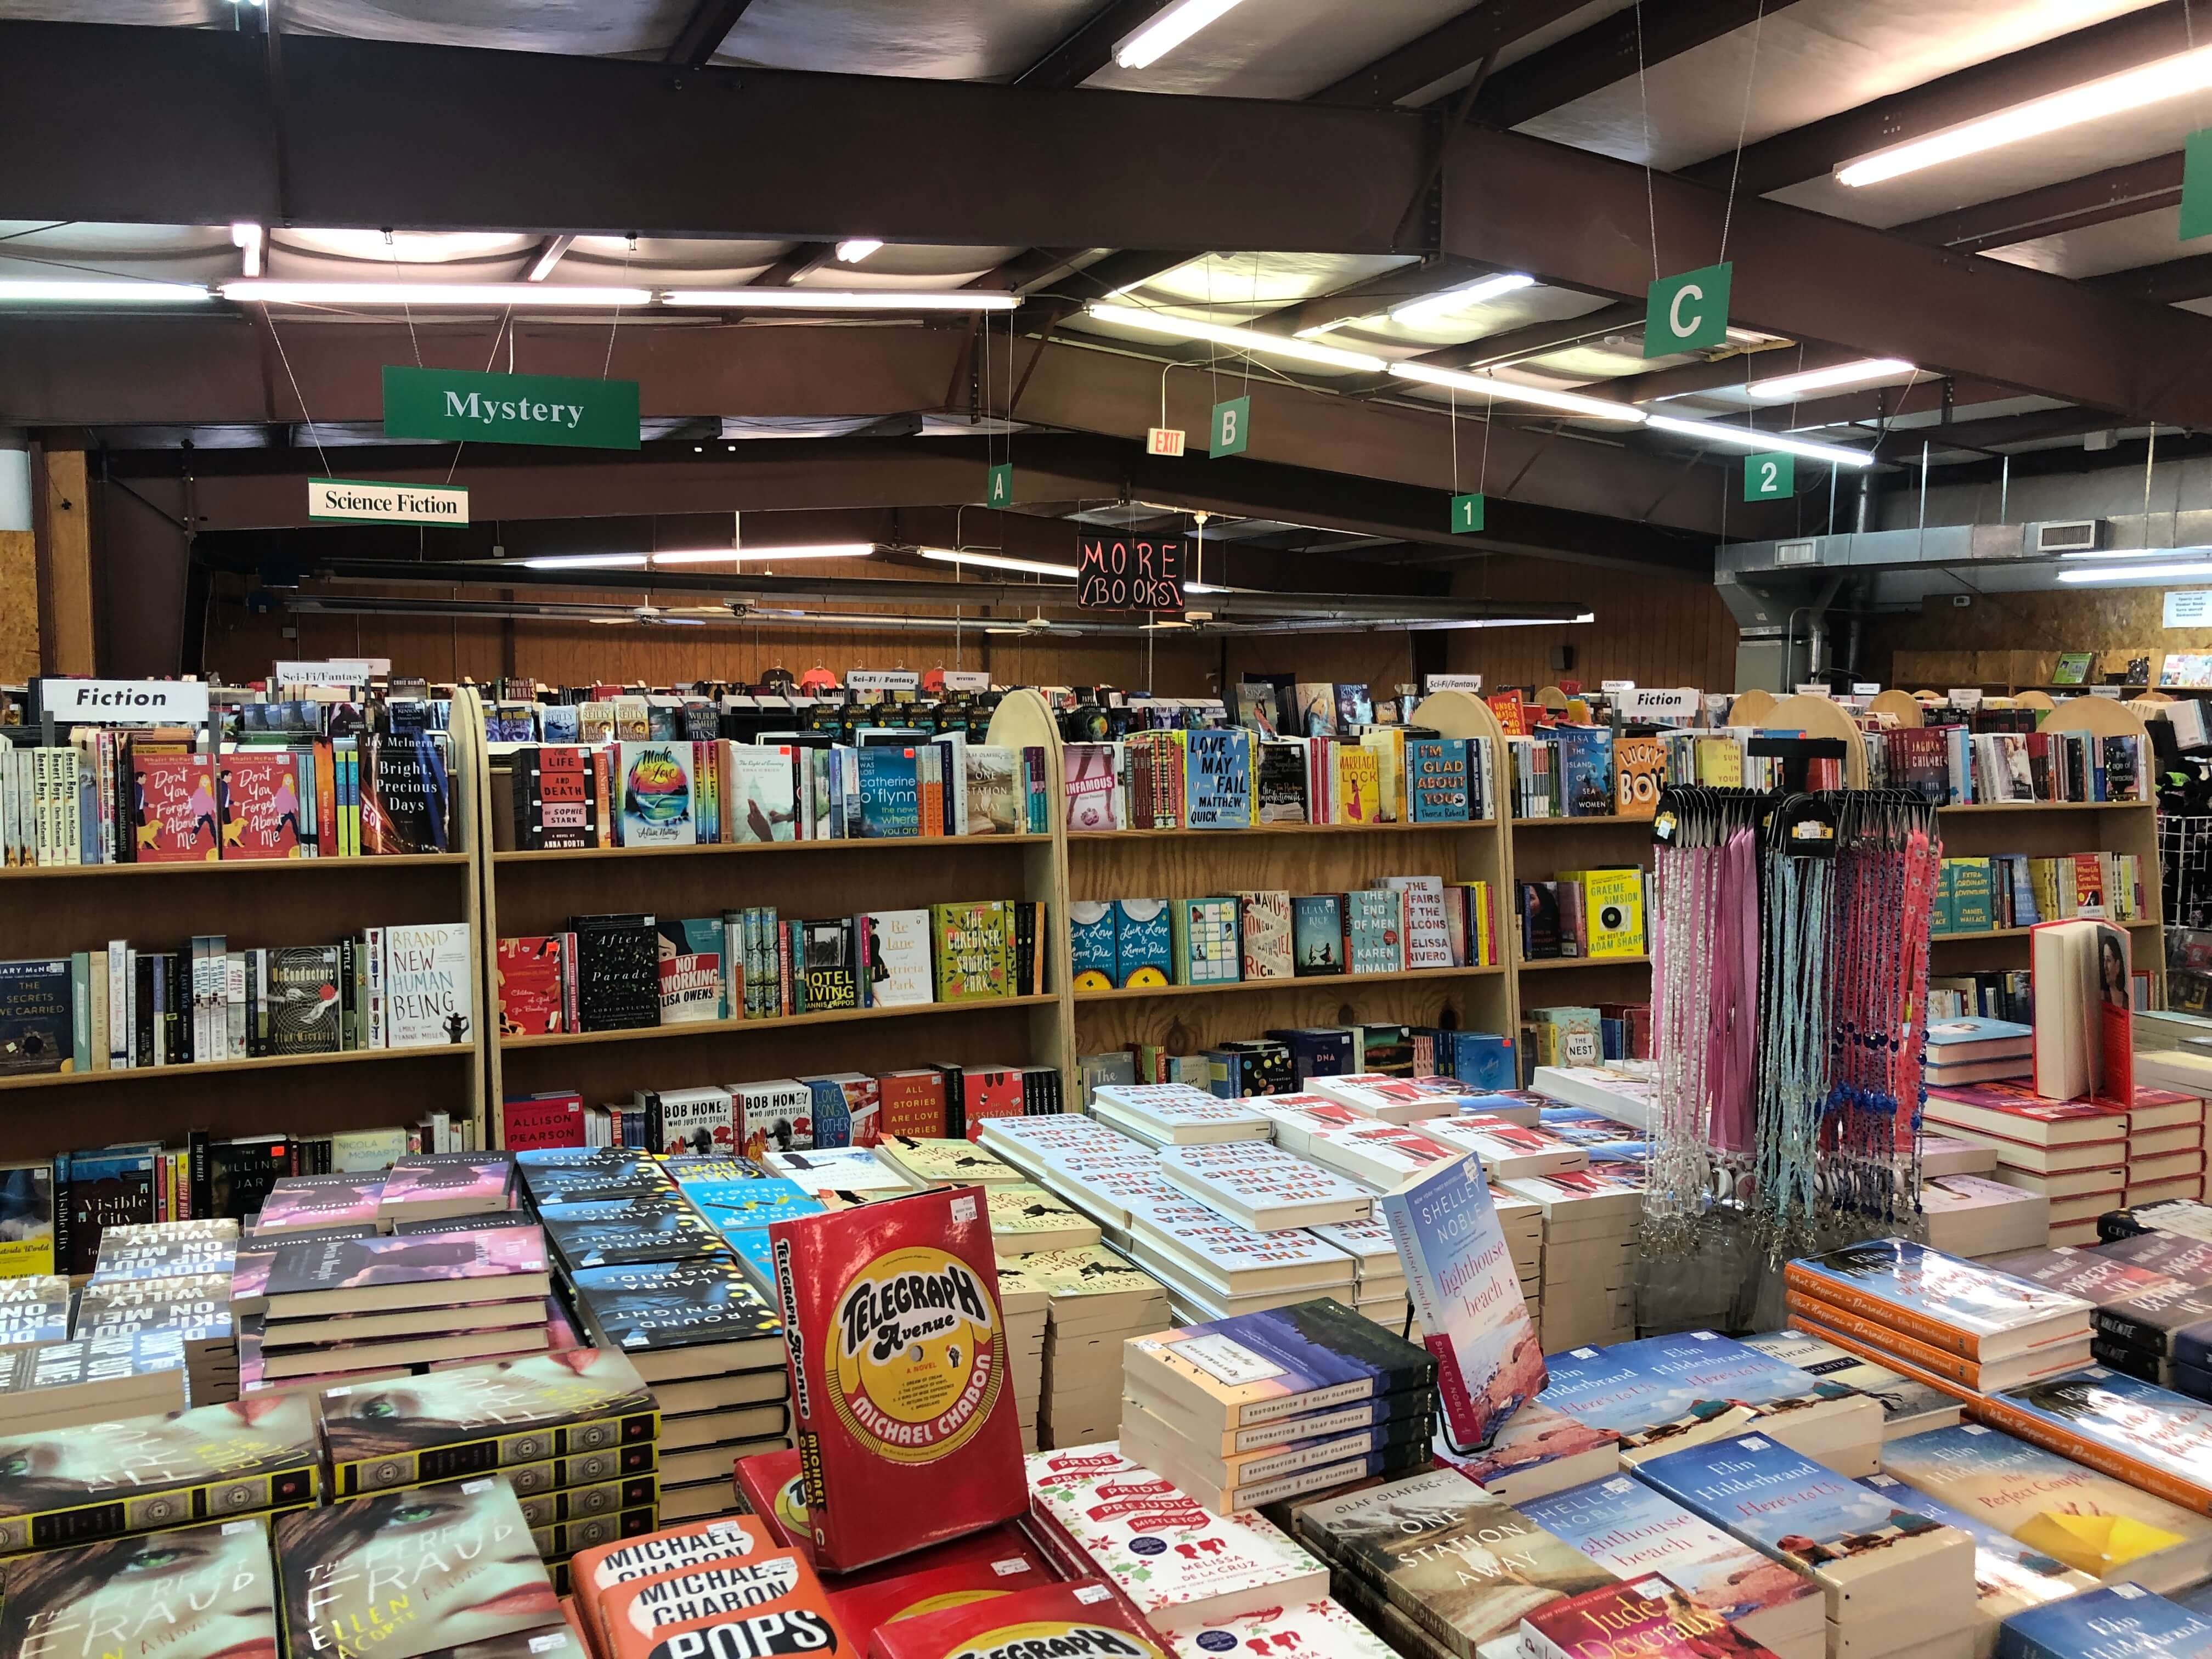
[727,743,797,843]
[1305,1216,1405,1283]
[1157,1142,1375,1229]
[1307,1124,1464,1189]
[1126,1192,1360,1293]
[1169,1599,1398,1659]
[765,1144,914,1194]
[1422,1114,1590,1179]
[645,1085,737,1156]
[735,1079,815,1158]
[1374,877,1454,970]
[861,909,934,1006]
[1245,1096,1370,1156]
[1026,1443,1329,1632]
[381,922,474,1048]
[1094,1087,1276,1144]
[1306,1074,1452,1125]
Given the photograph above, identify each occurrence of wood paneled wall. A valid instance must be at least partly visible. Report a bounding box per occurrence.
[1444,557,1739,690]
[0,531,35,682]
[1862,586,2212,690]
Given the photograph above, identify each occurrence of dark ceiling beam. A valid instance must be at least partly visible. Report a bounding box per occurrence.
[664,0,758,69]
[967,247,1086,294]
[1013,0,1175,88]
[753,241,837,286]
[2089,251,2212,307]
[1013,249,1190,330]
[1259,257,1490,337]
[1891,153,2185,255]
[1680,1,2196,195]
[1589,344,1864,405]
[1893,406,2128,455]
[1311,0,1595,108]
[1423,300,1645,369]
[1473,0,1810,129]
[1745,376,2021,432]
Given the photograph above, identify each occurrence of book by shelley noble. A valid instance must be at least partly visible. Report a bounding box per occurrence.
[1376,1148,1543,1451]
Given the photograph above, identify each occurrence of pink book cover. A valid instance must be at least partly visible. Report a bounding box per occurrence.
[253,1176,387,1231]
[263,1226,548,1297]
[378,1156,512,1214]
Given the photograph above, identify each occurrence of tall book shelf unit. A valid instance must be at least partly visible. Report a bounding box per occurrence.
[1062,690,1516,1077]
[0,684,491,1161]
[478,689,1072,1143]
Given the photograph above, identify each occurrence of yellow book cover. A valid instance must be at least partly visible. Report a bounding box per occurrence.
[1469,882,1493,965]
[1583,867,1646,957]
[1694,737,1742,786]
[1334,748,1380,824]
[1361,730,1405,822]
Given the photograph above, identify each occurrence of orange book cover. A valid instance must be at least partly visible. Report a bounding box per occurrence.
[1779,1261,1989,1358]
[313,738,337,855]
[1967,1391,2212,1518]
[573,1516,779,1651]
[1782,1293,1984,1388]
[1487,690,1527,737]
[1613,735,1664,819]
[869,1581,1174,1659]
[600,1546,848,1659]
[1786,1310,1975,1403]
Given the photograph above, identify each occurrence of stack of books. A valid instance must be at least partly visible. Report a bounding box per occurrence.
[1292,1466,1615,1657]
[1923,1083,2133,1246]
[1855,1470,2096,1641]
[1420,1112,1589,1180]
[1999,1584,2212,1659]
[567,1252,790,1520]
[1089,1082,1275,1146]
[1153,1141,1374,1230]
[1119,1298,1437,1513]
[318,1346,662,1582]
[1921,1173,2052,1259]
[983,1182,1103,1256]
[0,1273,69,1350]
[1518,1474,1828,1659]
[1502,1167,1643,1349]
[1634,1432,1979,1659]
[1429,1397,1620,1504]
[246,1222,556,1385]
[762,1143,918,1202]
[72,1260,236,1403]
[1024,1244,1171,1448]
[0,1514,287,1659]
[1306,1072,1458,1124]
[0,1329,190,1428]
[874,1134,1027,1189]
[2129,1090,2210,1210]
[1122,1185,1360,1322]
[1972,1367,2212,1515]
[996,1257,1049,1451]
[1027,1443,1329,1632]
[1924,1017,2034,1088]
[1740,1328,1963,1440]
[1497,1188,1545,1339]
[1539,1330,1884,1475]
[1783,1240,2095,1397]
[1307,1216,1409,1329]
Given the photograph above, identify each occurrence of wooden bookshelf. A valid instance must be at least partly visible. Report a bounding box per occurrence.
[0,684,491,1161]
[479,687,1072,1143]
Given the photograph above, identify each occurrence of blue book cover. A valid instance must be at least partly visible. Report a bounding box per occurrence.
[1985,1370,2212,1505]
[1520,1474,1822,1629]
[678,1178,823,1234]
[1925,1016,2034,1049]
[1068,902,1118,992]
[1113,899,1172,988]
[724,1223,777,1293]
[1538,1331,1841,1445]
[1446,1030,1516,1091]
[1556,724,1614,817]
[1130,1297,1434,1421]
[1634,1432,1962,1593]
[798,1078,850,1148]
[616,742,696,847]
[0,958,74,1077]
[1291,894,1345,976]
[2000,1585,2212,1659]
[855,746,921,838]
[539,703,580,744]
[1376,1150,1543,1450]
[1267,1026,1354,1084]
[1184,728,1252,829]
[1407,738,1471,822]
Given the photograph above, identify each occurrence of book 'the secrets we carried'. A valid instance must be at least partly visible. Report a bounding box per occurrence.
[765,1184,1026,1572]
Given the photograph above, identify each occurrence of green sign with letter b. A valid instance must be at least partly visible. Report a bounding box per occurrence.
[1211,397,1251,458]
[1645,263,1733,358]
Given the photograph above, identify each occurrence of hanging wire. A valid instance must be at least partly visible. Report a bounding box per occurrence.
[1717,1,1769,263]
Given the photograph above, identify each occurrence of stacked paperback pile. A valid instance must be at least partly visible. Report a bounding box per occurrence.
[0,1328,190,1429]
[2129,1089,2210,1210]
[1120,1297,1437,1513]
[1924,1016,2033,1088]
[996,1257,1050,1451]
[1741,1328,1964,1440]
[1921,1173,2051,1259]
[1308,1216,1409,1329]
[1028,1243,1173,1448]
[1784,1240,2096,1397]
[1502,1166,1642,1349]
[1087,1082,1274,1147]
[1122,1180,1361,1324]
[74,1231,238,1404]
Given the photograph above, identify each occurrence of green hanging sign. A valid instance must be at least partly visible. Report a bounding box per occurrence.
[1644,262,1733,358]
[1450,493,1486,534]
[1743,452,1795,501]
[381,365,640,450]
[2184,129,2212,242]
[985,463,1013,507]
[1210,396,1250,458]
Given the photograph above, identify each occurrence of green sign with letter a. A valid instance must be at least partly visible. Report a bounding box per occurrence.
[986,463,1013,507]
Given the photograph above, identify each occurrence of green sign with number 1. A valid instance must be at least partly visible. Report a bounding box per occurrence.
[1451,493,1485,534]
[1744,452,1795,501]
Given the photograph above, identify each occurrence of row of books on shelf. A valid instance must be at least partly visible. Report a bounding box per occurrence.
[481,680,1010,742]
[503,736,1052,850]
[1933,852,2149,935]
[496,901,1046,1035]
[0,923,474,1076]
[1519,867,1649,959]
[1069,881,1497,990]
[1,723,454,866]
[1870,725,2150,806]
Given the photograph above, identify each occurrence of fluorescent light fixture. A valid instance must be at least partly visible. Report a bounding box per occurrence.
[1116,0,1249,68]
[516,553,651,571]
[1390,273,1536,326]
[834,239,884,264]
[1385,359,1647,422]
[651,545,874,565]
[1838,45,2212,186]
[2059,559,2212,584]
[222,281,651,306]
[1644,414,1876,468]
[2059,545,2175,560]
[664,288,1015,311]
[525,235,575,283]
[0,280,212,303]
[1745,357,1916,399]
[1086,303,1387,372]
[920,548,1079,579]
[231,222,264,278]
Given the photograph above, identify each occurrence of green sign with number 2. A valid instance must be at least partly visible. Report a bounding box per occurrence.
[1744,452,1795,502]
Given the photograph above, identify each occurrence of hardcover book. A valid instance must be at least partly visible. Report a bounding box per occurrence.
[538,1195,727,1269]
[572,914,661,1032]
[1377,1150,1544,1452]
[261,1224,551,1318]
[129,752,221,861]
[861,909,935,1006]
[616,741,696,847]
[571,1515,777,1646]
[516,744,600,851]
[1973,1369,2212,1515]
[655,917,723,1024]
[218,752,305,859]
[597,1547,844,1659]
[1784,1238,2094,1360]
[0,959,73,1076]
[871,1581,1174,1659]
[362,728,451,855]
[382,922,474,1047]
[0,1515,283,1659]
[1186,728,1253,830]
[1121,1298,1434,1431]
[764,1185,1026,1571]
[1114,899,1172,988]
[932,901,1012,1001]
[568,1256,785,1374]
[1292,895,1345,977]
[496,935,572,1035]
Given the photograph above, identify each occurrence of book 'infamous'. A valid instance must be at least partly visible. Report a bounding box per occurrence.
[765,1184,1026,1571]
[1376,1149,1543,1451]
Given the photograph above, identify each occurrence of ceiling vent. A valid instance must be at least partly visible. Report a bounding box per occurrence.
[2030,520,2102,556]
[1774,540,1819,566]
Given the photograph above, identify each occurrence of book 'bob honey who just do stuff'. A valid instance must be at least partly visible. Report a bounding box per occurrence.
[767,1184,1026,1572]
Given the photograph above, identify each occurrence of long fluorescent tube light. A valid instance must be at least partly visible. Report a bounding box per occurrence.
[526,235,575,283]
[231,222,264,278]
[651,545,875,565]
[834,239,884,264]
[1745,357,1916,399]
[664,288,1016,311]
[2060,545,2176,560]
[1087,303,1387,372]
[1644,414,1876,468]
[517,553,651,570]
[2059,559,2212,584]
[0,280,213,303]
[1390,273,1537,326]
[1116,0,1249,68]
[223,281,651,306]
[1385,359,1647,422]
[920,548,1080,579]
[1838,45,2212,186]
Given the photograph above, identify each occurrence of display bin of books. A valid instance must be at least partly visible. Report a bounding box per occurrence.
[0,684,489,1164]
[1064,689,1514,1093]
[483,689,1074,1138]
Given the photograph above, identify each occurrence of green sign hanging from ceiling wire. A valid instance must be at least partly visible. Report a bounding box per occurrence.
[2183,129,2212,242]
[985,463,1013,507]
